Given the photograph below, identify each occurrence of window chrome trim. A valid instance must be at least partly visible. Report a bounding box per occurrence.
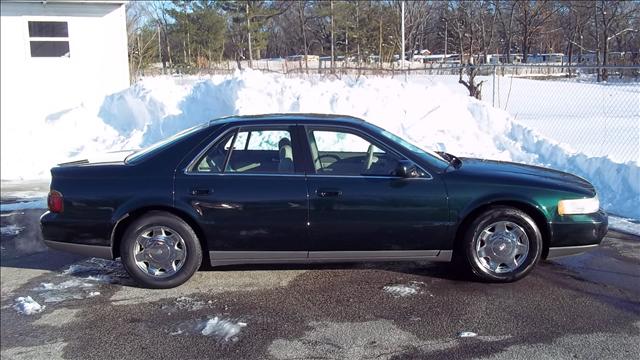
[306,173,432,180]
[184,123,299,175]
[185,172,306,177]
[302,124,433,180]
[185,122,434,180]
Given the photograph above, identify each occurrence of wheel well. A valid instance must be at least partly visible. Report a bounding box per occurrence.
[453,201,551,258]
[111,206,208,263]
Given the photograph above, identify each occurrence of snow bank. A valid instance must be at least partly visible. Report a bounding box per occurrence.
[608,217,640,236]
[1,70,637,218]
[0,199,47,212]
[13,296,45,315]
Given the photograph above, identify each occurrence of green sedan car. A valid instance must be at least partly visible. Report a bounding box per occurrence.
[42,114,608,288]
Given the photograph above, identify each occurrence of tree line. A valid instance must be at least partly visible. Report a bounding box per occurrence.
[127,0,639,79]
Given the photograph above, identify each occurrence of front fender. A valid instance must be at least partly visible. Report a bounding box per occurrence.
[455,192,552,224]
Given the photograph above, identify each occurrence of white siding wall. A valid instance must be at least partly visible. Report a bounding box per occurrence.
[0,2,129,118]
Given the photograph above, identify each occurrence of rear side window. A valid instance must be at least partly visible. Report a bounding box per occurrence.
[193,127,295,174]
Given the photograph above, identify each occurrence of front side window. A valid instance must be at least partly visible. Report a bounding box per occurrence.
[28,21,70,58]
[307,128,400,176]
[194,128,295,174]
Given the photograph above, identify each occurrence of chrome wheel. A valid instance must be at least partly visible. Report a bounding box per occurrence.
[133,226,187,278]
[474,221,529,274]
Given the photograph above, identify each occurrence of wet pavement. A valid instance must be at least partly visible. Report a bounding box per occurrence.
[1,197,639,359]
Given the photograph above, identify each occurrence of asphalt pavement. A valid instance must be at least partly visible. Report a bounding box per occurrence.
[1,207,639,360]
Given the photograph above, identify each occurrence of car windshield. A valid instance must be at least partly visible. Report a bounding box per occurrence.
[371,126,450,168]
[125,123,208,164]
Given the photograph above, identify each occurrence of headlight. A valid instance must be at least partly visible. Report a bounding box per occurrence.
[558,196,599,215]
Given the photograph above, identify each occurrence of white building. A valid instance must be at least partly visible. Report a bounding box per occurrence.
[0,0,129,116]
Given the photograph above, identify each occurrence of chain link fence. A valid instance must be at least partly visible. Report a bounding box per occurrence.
[487,65,639,163]
[138,63,639,163]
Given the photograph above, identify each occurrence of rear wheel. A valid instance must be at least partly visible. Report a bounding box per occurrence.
[462,206,543,282]
[120,211,202,289]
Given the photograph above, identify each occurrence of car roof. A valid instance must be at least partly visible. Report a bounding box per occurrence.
[207,113,366,127]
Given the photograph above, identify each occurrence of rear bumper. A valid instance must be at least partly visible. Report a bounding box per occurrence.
[546,210,608,259]
[40,211,114,259]
[44,240,113,259]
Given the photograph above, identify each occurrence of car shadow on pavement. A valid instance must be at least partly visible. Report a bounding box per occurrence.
[205,260,470,282]
[1,249,86,272]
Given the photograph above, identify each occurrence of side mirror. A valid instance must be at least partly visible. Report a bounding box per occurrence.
[395,160,420,178]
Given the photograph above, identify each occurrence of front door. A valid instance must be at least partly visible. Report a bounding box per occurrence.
[304,126,450,257]
[174,125,309,265]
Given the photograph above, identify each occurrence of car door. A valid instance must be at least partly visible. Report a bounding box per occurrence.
[303,125,450,259]
[174,124,309,265]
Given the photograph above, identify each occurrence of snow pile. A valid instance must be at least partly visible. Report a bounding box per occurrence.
[13,296,45,315]
[608,217,640,236]
[0,70,637,218]
[200,317,247,340]
[0,199,47,212]
[172,316,247,341]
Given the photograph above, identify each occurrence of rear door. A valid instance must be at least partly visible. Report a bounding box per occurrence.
[303,125,450,257]
[174,124,309,265]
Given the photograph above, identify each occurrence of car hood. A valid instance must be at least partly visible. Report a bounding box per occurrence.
[453,158,596,196]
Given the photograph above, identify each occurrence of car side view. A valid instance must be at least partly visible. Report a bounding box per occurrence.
[41,114,608,288]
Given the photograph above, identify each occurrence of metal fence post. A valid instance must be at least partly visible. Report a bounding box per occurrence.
[492,64,496,107]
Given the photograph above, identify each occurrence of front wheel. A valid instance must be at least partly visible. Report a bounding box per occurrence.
[462,206,543,282]
[120,211,202,289]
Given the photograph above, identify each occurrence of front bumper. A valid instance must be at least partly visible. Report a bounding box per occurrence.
[546,210,608,259]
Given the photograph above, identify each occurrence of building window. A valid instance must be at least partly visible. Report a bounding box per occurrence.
[28,21,70,58]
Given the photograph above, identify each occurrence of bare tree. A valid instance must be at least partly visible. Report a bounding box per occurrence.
[448,1,485,99]
[595,0,637,80]
[126,1,158,80]
[514,0,559,63]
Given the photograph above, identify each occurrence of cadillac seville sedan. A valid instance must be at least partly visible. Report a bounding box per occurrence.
[41,114,608,288]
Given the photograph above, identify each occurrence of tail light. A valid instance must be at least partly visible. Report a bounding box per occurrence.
[47,190,64,213]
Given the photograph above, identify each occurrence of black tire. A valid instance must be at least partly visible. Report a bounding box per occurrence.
[120,211,202,289]
[461,206,543,282]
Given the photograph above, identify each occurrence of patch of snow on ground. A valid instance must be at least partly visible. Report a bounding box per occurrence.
[25,258,131,303]
[175,297,209,311]
[13,296,45,315]
[200,317,247,340]
[1,224,24,236]
[383,281,427,297]
[171,316,247,341]
[458,331,478,338]
[61,257,132,285]
[35,279,98,303]
[0,211,25,217]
